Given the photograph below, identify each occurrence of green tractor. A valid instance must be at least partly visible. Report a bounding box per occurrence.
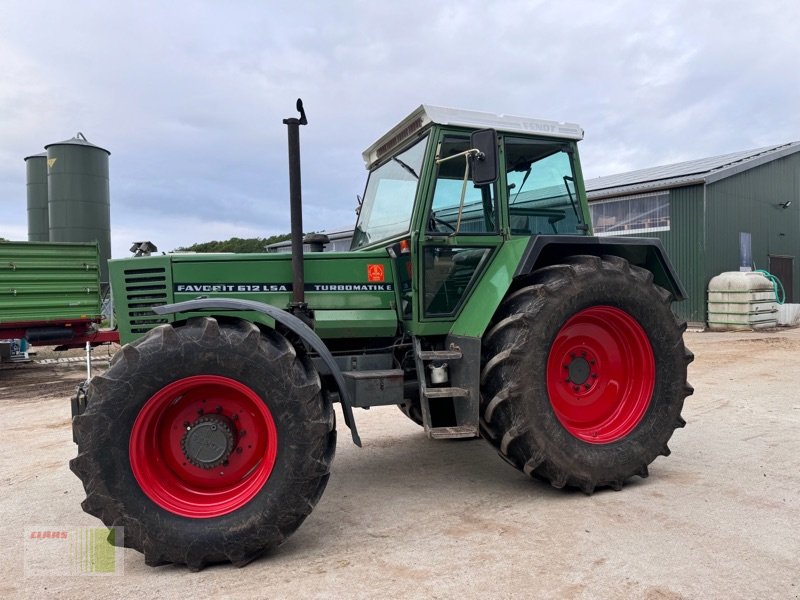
[71,101,693,570]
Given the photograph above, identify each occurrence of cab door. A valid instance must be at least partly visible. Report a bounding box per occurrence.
[414,132,504,328]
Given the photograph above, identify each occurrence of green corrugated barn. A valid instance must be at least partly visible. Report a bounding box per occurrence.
[585,142,800,326]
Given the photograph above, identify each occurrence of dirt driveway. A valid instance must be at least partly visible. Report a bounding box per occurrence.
[1,329,798,599]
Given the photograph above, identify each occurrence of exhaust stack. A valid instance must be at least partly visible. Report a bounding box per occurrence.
[283,99,308,310]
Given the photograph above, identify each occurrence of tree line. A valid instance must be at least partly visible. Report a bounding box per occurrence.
[175,234,291,253]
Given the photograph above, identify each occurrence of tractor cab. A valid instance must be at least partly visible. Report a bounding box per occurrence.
[352,105,591,330]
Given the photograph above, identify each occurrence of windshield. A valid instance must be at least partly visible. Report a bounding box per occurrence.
[351,135,429,249]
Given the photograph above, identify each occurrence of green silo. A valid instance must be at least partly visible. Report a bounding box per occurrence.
[45,133,111,284]
[25,152,49,241]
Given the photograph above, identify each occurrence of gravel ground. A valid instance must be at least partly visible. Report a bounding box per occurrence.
[1,329,798,599]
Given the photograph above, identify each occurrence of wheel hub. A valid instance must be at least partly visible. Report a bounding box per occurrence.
[560,350,599,395]
[181,415,236,469]
[567,355,591,386]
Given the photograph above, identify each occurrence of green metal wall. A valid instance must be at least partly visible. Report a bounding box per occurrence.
[662,185,706,324]
[25,153,49,241]
[634,185,706,324]
[705,152,800,304]
[45,134,111,284]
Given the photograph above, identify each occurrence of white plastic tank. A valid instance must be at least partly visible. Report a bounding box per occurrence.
[777,304,800,326]
[707,272,778,330]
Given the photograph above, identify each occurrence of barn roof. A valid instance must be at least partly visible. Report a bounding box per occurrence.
[585,142,800,200]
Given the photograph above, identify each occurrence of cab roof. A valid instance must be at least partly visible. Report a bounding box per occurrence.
[362,104,583,168]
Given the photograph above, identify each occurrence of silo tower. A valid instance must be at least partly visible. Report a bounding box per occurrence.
[24,152,49,241]
[45,133,111,284]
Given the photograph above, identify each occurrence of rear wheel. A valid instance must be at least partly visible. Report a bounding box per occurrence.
[480,255,693,493]
[70,317,335,570]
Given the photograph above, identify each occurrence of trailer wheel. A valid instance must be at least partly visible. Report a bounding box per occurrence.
[480,255,693,493]
[70,317,335,570]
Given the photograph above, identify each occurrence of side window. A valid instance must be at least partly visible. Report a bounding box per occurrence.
[428,137,497,234]
[505,138,582,235]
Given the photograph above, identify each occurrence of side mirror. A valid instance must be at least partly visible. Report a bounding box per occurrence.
[470,129,498,185]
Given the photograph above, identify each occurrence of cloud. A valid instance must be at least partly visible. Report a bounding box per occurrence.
[1,0,798,257]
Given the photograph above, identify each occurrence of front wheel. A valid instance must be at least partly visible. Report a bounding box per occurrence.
[70,317,335,570]
[480,255,693,493]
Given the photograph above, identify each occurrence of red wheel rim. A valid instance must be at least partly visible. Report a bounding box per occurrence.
[129,375,278,518]
[546,306,655,444]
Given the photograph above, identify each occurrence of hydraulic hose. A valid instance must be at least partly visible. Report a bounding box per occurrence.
[753,269,785,305]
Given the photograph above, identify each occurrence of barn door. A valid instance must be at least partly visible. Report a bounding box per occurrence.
[769,255,794,303]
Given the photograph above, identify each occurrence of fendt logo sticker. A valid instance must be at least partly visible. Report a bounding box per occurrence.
[174,282,394,293]
[367,264,385,282]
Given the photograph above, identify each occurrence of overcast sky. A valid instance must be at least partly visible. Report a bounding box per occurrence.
[1,1,798,257]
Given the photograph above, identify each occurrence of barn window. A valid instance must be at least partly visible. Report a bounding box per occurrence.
[590,191,670,236]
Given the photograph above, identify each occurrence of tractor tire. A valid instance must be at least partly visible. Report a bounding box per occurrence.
[70,317,335,570]
[480,255,693,493]
[398,397,424,426]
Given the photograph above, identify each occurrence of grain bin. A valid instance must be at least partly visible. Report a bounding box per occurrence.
[707,272,778,330]
[25,152,49,241]
[45,133,111,284]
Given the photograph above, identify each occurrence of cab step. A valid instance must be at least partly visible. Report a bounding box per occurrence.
[424,386,469,399]
[416,348,463,361]
[428,425,479,439]
[412,336,480,439]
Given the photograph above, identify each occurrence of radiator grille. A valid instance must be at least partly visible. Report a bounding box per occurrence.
[124,267,168,334]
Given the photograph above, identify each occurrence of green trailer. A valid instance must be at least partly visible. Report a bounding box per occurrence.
[72,102,693,570]
[0,241,118,349]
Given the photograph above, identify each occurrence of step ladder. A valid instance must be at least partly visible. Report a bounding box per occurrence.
[413,337,479,439]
